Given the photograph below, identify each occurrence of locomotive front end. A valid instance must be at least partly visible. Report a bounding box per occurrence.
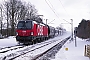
[16,20,33,44]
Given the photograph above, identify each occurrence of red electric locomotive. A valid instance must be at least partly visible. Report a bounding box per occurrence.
[16,20,48,44]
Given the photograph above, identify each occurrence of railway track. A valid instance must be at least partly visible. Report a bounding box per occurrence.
[0,36,71,60]
[0,36,63,60]
[32,36,71,60]
[0,45,25,53]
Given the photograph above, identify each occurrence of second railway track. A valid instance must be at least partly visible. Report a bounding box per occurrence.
[0,36,71,60]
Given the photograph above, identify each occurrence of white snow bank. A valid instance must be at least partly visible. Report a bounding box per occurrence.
[52,37,90,60]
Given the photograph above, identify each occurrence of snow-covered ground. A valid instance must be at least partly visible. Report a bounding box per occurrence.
[0,31,90,60]
[52,37,90,60]
[0,36,17,48]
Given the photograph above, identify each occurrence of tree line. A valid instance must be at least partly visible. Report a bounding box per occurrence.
[75,19,90,39]
[0,0,42,37]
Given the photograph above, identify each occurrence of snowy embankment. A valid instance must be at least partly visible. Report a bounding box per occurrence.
[0,36,17,48]
[52,37,90,60]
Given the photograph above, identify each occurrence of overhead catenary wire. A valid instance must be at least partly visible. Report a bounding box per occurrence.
[45,0,71,24]
[58,0,70,17]
[45,0,61,20]
[48,0,70,24]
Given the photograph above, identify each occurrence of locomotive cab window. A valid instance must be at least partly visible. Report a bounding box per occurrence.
[17,21,32,29]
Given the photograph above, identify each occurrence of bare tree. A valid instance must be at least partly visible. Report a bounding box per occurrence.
[3,1,10,36]
[18,4,28,20]
[3,0,38,36]
[4,0,24,35]
[23,3,38,20]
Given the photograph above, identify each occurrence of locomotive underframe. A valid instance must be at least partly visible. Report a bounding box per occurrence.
[16,35,48,44]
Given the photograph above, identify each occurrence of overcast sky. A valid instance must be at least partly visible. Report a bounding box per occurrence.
[22,0,90,31]
[1,0,90,31]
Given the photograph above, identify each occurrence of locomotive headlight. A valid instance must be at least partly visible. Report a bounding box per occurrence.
[31,32,33,35]
[16,32,18,35]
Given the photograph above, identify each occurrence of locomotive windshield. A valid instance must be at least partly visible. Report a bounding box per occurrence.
[17,21,32,29]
